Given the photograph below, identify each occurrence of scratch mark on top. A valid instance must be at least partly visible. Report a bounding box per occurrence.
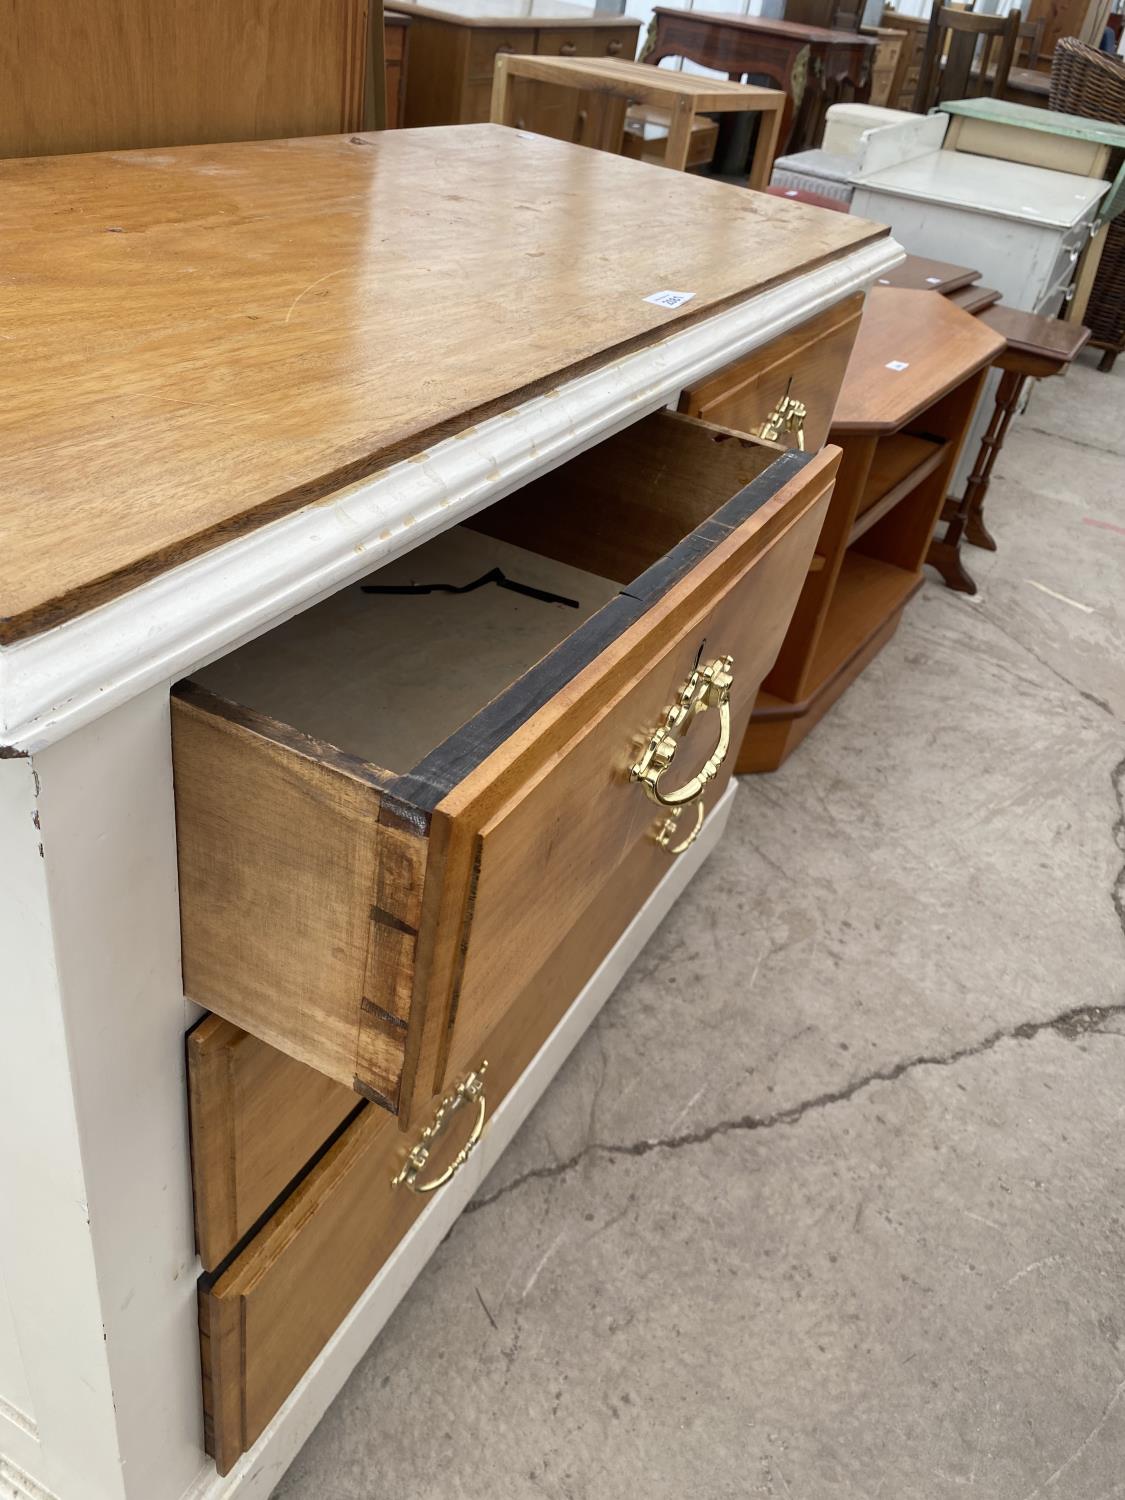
[284,269,345,325]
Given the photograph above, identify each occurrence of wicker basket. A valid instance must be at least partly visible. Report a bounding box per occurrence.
[1049,37,1125,370]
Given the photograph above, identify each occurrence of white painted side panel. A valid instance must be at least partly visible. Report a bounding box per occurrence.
[29,692,205,1500]
[849,185,1068,309]
[0,758,124,1500]
[0,1264,35,1442]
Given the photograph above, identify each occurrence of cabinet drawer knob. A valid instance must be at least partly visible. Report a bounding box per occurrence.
[392,1063,489,1194]
[631,654,734,810]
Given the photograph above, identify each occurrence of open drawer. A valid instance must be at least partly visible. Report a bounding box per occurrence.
[172,412,839,1126]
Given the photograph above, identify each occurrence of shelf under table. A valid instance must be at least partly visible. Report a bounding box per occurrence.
[756,551,919,721]
[848,432,948,545]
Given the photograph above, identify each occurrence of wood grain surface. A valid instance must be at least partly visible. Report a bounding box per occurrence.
[680,294,863,453]
[188,1015,358,1271]
[0,125,882,644]
[172,421,837,1121]
[389,0,633,28]
[830,288,1005,434]
[0,0,376,158]
[874,254,980,295]
[198,448,837,1472]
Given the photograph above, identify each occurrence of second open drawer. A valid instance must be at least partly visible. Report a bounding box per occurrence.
[172,413,839,1125]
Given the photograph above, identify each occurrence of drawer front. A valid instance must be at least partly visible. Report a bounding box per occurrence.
[466,27,535,79]
[173,420,837,1128]
[533,26,635,59]
[679,294,863,453]
[430,450,838,1096]
[189,1016,357,1271]
[201,784,737,1473]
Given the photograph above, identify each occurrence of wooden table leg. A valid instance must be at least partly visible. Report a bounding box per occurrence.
[489,53,514,126]
[962,368,1028,552]
[663,94,695,171]
[747,99,783,191]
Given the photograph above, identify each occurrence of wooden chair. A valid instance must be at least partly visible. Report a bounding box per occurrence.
[912,6,1021,112]
[1016,16,1045,69]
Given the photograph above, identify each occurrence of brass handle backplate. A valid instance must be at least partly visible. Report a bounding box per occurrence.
[655,799,706,855]
[560,41,578,53]
[606,38,624,53]
[754,378,807,451]
[392,1063,489,1195]
[630,654,735,811]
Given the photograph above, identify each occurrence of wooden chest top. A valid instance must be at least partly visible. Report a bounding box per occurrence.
[0,125,883,644]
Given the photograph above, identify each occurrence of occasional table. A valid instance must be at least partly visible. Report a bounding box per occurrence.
[952,305,1091,559]
[739,287,1004,772]
[873,251,981,295]
[643,9,875,153]
[490,54,784,186]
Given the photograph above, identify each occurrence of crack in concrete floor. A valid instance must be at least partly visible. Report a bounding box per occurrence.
[465,1000,1125,1217]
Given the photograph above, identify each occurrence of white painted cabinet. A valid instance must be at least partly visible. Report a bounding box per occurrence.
[851,150,1109,500]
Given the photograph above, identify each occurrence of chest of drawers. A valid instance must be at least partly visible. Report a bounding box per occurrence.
[392,0,640,126]
[0,125,897,1500]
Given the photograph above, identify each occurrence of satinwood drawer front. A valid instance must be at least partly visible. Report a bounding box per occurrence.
[188,1016,358,1271]
[679,294,864,454]
[200,809,723,1472]
[466,26,535,78]
[172,415,839,1129]
[533,26,635,57]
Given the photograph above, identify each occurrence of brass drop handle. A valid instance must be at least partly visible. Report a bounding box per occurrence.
[392,1063,489,1195]
[754,379,807,451]
[655,799,706,855]
[630,654,735,809]
[606,38,623,53]
[560,41,578,53]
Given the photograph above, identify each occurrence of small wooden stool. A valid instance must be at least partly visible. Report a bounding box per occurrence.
[490,54,785,188]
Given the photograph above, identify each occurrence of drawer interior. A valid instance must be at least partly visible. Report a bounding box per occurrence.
[174,410,830,1119]
[194,529,620,774]
[191,411,781,780]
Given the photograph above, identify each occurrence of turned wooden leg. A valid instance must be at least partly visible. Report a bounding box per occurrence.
[959,369,1028,553]
[926,537,978,595]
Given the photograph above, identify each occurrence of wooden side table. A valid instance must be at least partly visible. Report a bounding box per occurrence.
[739,288,1004,773]
[643,9,875,154]
[949,305,1091,560]
[490,54,784,186]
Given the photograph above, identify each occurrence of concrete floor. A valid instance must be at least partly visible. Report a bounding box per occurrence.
[273,351,1125,1500]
